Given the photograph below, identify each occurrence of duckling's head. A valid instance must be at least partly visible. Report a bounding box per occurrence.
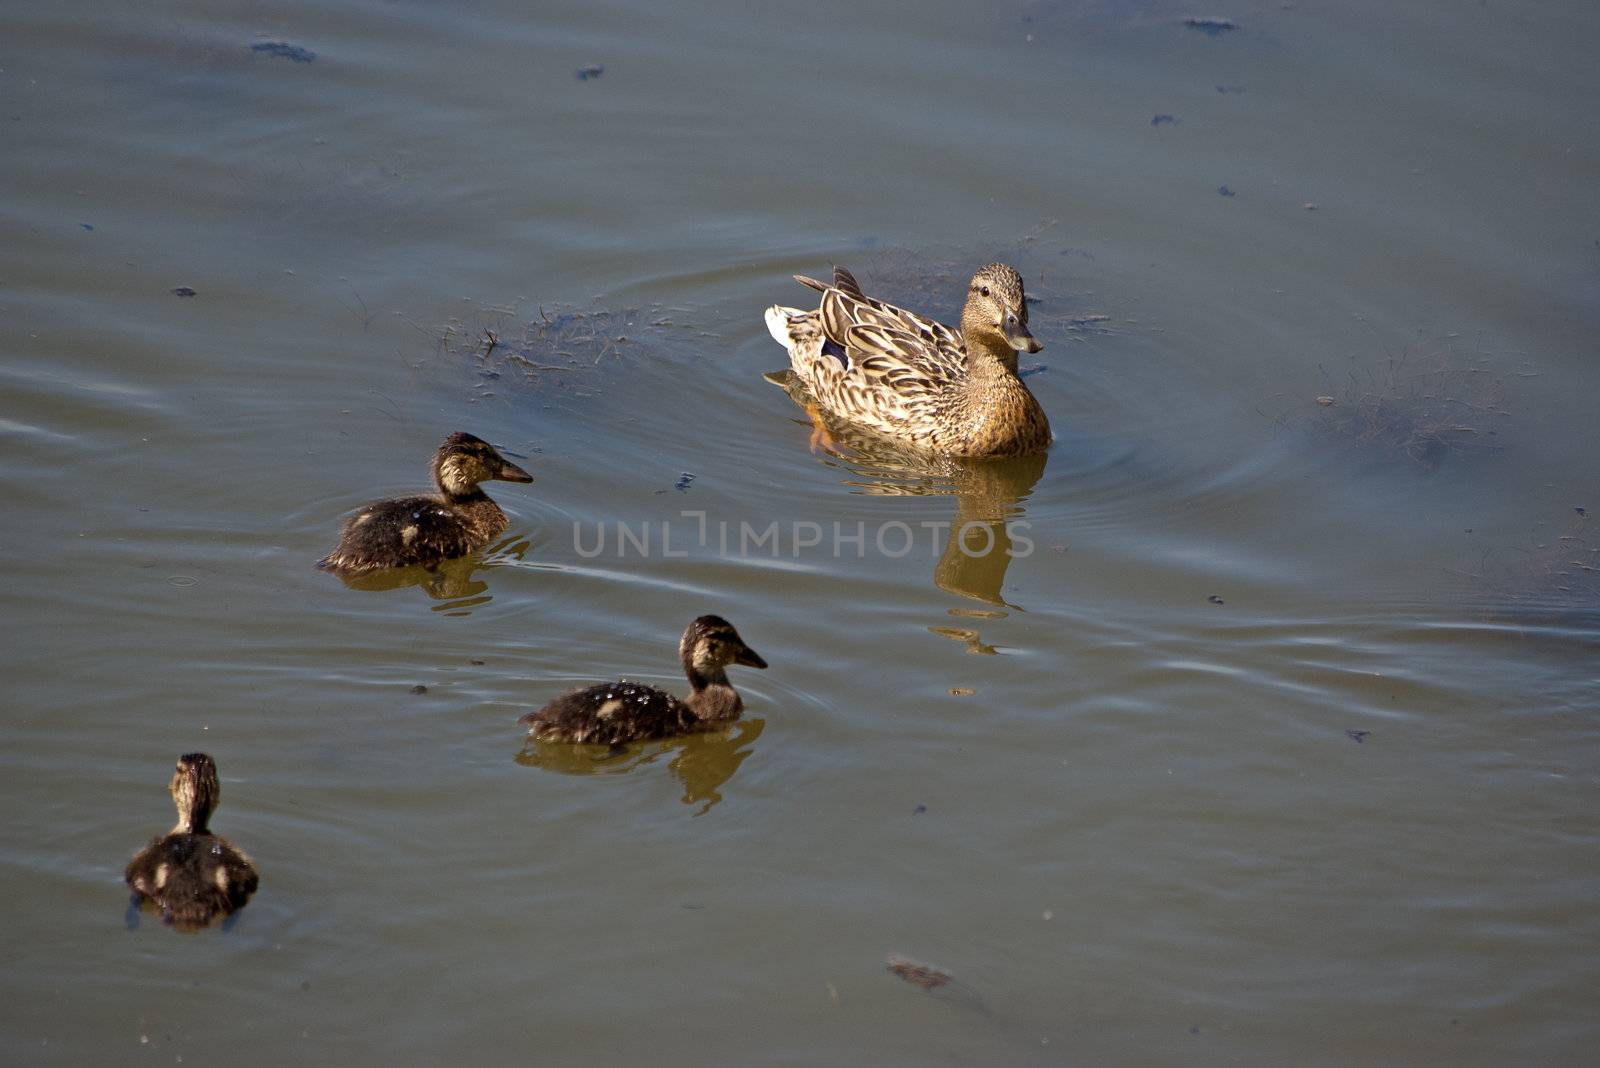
[169,752,220,833]
[960,263,1041,360]
[431,432,535,498]
[679,614,768,688]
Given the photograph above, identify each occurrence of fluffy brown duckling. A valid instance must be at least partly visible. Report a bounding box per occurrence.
[317,431,533,574]
[125,753,258,931]
[520,615,768,746]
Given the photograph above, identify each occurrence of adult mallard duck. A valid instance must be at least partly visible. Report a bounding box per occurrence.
[764,263,1051,457]
[125,753,258,930]
[317,431,533,575]
[519,615,767,746]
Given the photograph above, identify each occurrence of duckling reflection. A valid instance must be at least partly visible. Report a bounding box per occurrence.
[318,431,533,576]
[517,718,765,815]
[125,753,258,931]
[768,369,1047,607]
[329,536,531,613]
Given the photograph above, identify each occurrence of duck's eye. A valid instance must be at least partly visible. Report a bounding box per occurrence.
[980,286,991,297]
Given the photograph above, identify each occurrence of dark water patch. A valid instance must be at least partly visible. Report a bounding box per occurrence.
[249,41,317,64]
[1183,17,1237,37]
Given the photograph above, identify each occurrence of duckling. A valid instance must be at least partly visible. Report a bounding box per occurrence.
[764,263,1051,457]
[125,753,258,931]
[317,431,533,574]
[519,615,767,745]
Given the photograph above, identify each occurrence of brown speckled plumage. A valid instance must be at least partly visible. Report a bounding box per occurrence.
[124,753,258,931]
[520,616,767,745]
[764,264,1051,457]
[317,431,533,575]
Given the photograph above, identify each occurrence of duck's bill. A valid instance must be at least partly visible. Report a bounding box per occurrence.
[1005,321,1043,354]
[735,646,769,669]
[496,461,535,483]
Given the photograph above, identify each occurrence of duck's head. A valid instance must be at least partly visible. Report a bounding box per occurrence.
[169,752,220,833]
[679,614,768,688]
[431,432,534,497]
[960,263,1041,359]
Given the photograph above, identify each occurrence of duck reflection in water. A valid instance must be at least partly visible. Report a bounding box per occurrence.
[517,719,766,816]
[330,536,532,614]
[767,368,1047,608]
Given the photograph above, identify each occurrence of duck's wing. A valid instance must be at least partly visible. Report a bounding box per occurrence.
[796,267,963,357]
[842,322,968,397]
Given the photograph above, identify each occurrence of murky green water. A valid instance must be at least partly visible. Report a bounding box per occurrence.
[3,0,1597,1063]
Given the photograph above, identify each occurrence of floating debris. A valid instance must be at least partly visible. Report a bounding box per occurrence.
[1184,17,1237,36]
[575,65,604,81]
[446,302,686,379]
[947,687,975,697]
[172,286,197,297]
[1461,509,1600,613]
[1300,340,1508,466]
[1218,185,1236,197]
[250,41,316,63]
[1207,594,1225,605]
[1215,84,1247,94]
[1345,729,1371,744]
[1151,114,1178,127]
[887,954,954,990]
[675,472,695,492]
[410,684,428,695]
[80,222,94,231]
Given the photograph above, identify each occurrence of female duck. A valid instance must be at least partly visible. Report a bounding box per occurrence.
[520,615,767,746]
[318,431,533,574]
[125,753,258,930]
[764,263,1050,457]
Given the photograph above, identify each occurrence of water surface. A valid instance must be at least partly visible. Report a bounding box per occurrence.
[3,0,1598,1063]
